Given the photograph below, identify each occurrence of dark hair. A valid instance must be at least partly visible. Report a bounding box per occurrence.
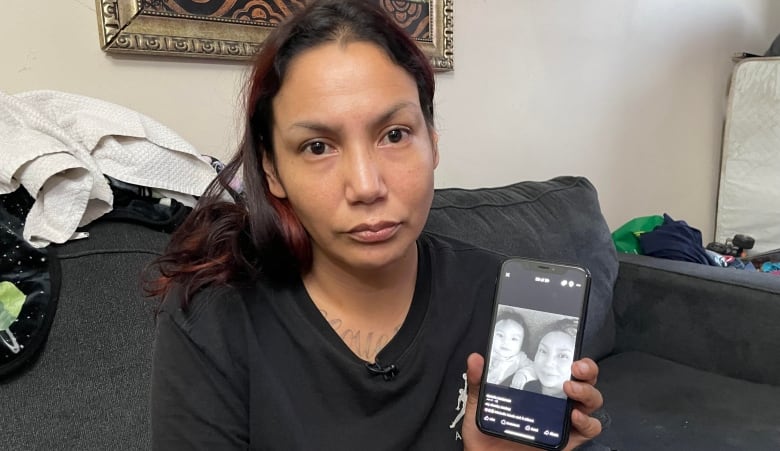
[495,308,528,354]
[495,308,528,334]
[536,318,579,348]
[146,0,436,306]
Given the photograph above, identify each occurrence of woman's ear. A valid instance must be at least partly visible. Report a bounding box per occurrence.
[262,154,287,198]
[430,129,440,169]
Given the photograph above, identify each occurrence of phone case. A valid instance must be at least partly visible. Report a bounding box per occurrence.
[476,258,591,450]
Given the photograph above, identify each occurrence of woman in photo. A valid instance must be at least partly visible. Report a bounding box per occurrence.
[522,319,579,399]
[148,1,603,449]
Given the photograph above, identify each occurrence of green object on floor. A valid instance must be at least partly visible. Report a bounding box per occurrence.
[612,215,664,254]
[0,281,25,331]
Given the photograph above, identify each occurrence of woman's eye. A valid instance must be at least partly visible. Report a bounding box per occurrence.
[381,128,409,145]
[387,129,404,143]
[303,141,329,155]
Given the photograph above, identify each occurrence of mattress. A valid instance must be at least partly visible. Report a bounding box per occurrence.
[716,58,780,254]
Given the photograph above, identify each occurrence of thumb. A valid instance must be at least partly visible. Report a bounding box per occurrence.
[465,353,485,410]
[461,353,489,450]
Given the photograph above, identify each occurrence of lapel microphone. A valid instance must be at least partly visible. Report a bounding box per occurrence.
[365,358,399,381]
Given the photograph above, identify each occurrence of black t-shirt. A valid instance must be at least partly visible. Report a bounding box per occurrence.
[151,232,504,450]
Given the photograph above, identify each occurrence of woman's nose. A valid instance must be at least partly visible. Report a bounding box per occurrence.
[343,147,387,204]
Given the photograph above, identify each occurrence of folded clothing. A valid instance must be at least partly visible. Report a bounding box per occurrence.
[638,213,711,265]
[0,90,217,247]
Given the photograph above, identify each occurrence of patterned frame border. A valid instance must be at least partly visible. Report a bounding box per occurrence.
[95,0,454,71]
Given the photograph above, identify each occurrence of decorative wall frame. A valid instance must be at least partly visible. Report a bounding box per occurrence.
[95,0,454,71]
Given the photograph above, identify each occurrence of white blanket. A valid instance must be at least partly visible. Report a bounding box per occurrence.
[0,90,217,247]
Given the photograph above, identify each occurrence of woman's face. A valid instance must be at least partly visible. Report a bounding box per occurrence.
[265,41,438,274]
[533,331,575,392]
[492,319,525,359]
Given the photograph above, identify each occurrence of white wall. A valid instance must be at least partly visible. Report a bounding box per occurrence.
[3,0,248,160]
[435,0,780,241]
[4,0,780,240]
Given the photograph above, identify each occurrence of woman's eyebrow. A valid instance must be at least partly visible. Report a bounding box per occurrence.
[370,101,418,128]
[287,101,419,134]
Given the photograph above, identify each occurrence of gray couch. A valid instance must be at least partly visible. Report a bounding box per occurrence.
[4,176,779,450]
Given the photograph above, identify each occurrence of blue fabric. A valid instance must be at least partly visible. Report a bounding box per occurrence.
[638,214,711,265]
[726,257,756,271]
[761,261,780,273]
[704,250,727,267]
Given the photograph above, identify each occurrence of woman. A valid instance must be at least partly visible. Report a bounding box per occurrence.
[149,1,603,449]
[522,319,579,399]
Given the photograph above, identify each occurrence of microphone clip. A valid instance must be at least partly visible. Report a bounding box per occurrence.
[365,359,399,381]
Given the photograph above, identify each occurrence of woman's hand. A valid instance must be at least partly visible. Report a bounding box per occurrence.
[461,353,603,451]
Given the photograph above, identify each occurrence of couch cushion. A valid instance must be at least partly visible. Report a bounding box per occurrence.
[614,252,780,385]
[424,176,619,360]
[597,351,780,450]
[2,221,169,450]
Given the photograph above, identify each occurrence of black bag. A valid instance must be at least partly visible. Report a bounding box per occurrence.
[0,188,60,380]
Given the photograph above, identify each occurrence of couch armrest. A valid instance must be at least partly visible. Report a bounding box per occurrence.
[612,253,780,385]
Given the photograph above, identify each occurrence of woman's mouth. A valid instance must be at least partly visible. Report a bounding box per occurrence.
[538,371,561,381]
[348,221,400,243]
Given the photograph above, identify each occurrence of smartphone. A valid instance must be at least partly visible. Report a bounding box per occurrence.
[476,257,591,450]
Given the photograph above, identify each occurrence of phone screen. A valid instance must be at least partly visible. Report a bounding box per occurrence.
[476,258,590,450]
